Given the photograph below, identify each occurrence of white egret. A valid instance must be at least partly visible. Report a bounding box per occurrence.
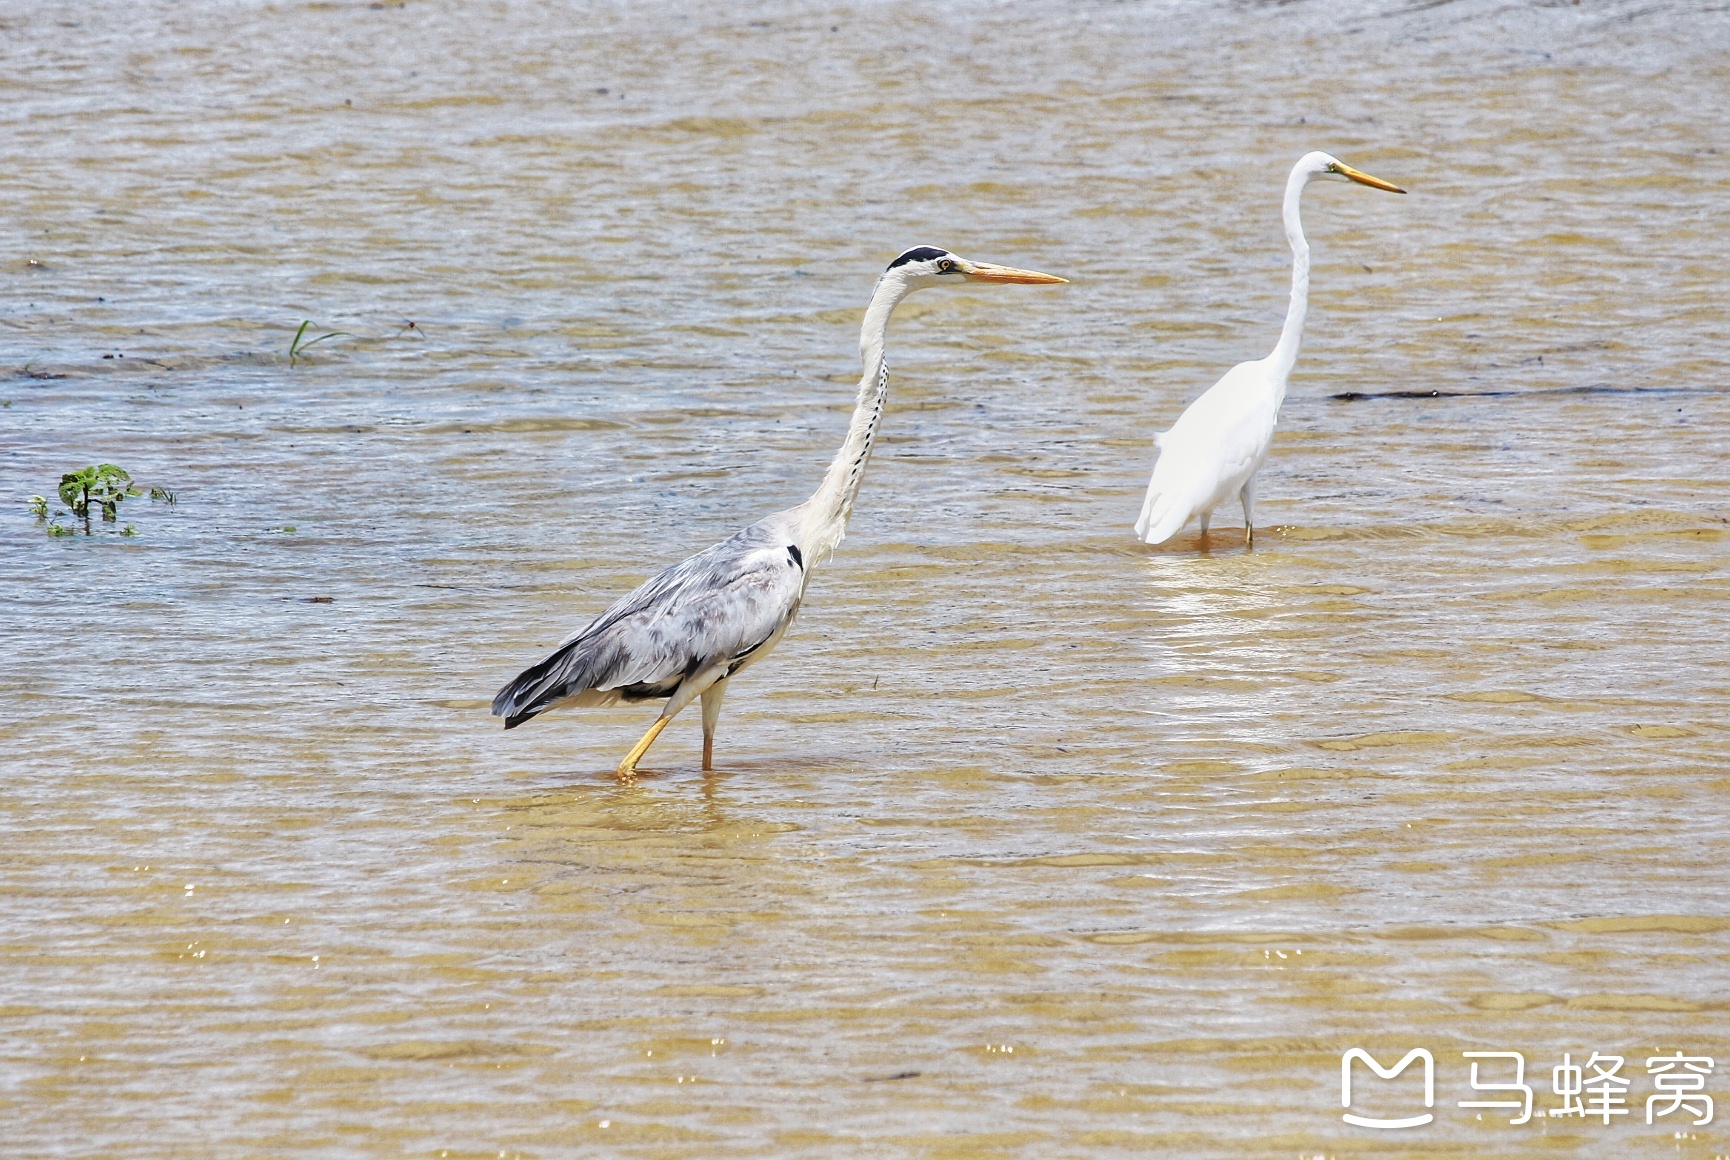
[1135,151,1405,546]
[493,247,1066,780]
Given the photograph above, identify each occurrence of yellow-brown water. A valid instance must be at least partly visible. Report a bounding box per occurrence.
[3,1,1728,1156]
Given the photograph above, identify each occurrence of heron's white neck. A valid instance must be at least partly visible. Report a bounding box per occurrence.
[1267,164,1313,391]
[794,270,912,560]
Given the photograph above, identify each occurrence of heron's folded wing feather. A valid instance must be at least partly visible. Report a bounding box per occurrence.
[492,530,805,717]
[587,543,805,690]
[1152,365,1274,493]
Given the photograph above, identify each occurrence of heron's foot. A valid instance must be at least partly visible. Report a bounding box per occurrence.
[617,716,672,783]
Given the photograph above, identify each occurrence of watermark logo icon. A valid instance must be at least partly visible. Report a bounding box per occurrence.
[1339,1048,1715,1130]
[1341,1048,1434,1128]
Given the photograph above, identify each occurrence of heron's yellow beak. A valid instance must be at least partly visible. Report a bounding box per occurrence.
[961,262,1069,285]
[1333,162,1406,194]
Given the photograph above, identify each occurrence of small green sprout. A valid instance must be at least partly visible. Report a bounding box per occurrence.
[288,320,352,366]
[30,493,75,536]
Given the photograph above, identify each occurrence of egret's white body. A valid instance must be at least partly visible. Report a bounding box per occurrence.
[492,248,1065,780]
[1136,151,1405,546]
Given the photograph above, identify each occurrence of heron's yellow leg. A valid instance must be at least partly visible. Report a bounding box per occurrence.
[702,734,713,772]
[617,716,672,781]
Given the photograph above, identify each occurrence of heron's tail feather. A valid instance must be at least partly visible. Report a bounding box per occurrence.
[1135,433,1189,544]
[1133,491,1156,540]
[1135,479,1191,545]
[492,637,602,727]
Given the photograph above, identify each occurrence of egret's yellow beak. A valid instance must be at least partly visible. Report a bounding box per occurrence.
[960,261,1069,285]
[1332,162,1407,194]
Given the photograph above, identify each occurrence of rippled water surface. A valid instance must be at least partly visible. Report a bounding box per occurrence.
[4,1,1729,1155]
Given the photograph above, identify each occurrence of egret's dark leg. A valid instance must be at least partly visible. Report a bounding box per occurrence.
[700,678,729,772]
[1198,511,1211,546]
[1241,478,1257,547]
[618,716,672,781]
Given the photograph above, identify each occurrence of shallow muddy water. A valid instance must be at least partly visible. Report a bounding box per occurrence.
[2,1,1729,1156]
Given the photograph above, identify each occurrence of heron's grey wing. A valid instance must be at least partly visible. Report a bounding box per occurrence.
[492,528,806,726]
[583,540,806,690]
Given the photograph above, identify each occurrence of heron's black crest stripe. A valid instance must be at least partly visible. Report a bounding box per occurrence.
[786,544,803,569]
[887,246,949,270]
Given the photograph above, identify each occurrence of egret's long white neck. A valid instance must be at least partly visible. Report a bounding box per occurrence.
[795,269,912,559]
[1268,164,1313,389]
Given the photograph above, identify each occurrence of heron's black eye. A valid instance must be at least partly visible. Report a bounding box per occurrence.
[937,259,955,273]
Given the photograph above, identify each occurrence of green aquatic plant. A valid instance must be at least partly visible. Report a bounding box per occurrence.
[289,320,352,366]
[32,470,177,538]
[59,463,139,531]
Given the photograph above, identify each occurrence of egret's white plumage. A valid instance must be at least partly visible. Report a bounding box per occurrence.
[492,247,1065,780]
[1136,151,1405,546]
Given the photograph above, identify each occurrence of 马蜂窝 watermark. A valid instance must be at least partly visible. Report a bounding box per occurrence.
[1341,1048,1714,1129]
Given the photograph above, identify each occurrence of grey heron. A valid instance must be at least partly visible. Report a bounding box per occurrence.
[1135,152,1405,547]
[493,247,1067,780]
